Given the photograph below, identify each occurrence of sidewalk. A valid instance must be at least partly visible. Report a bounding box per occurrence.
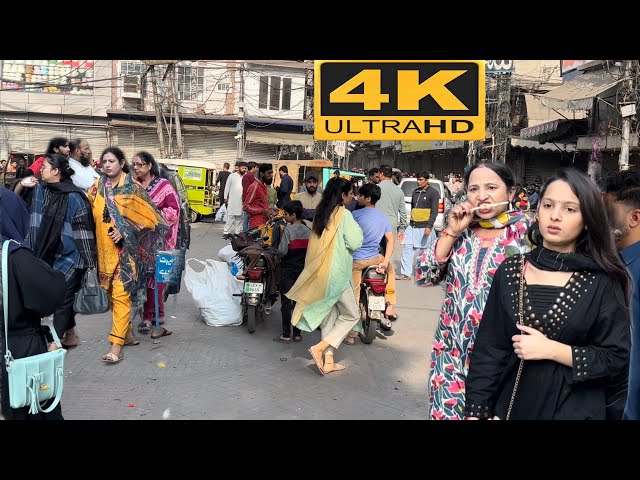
[61,220,443,419]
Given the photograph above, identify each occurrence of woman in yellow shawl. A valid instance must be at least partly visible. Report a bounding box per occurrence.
[287,177,363,374]
[87,147,167,364]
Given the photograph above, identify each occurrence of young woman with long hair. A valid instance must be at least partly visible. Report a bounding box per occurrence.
[465,168,630,420]
[286,177,364,374]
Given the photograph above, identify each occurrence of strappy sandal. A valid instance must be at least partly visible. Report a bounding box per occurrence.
[102,352,123,364]
[138,322,151,333]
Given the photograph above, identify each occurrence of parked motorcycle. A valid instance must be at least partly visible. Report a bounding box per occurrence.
[358,265,390,344]
[232,220,282,334]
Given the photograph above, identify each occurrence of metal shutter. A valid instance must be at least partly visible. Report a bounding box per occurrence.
[244,142,277,164]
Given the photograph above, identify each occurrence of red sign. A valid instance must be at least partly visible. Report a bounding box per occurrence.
[561,60,592,76]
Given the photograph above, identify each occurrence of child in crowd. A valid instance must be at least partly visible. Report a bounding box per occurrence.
[274,200,311,343]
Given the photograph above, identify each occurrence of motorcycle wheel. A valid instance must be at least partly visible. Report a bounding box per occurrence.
[247,305,258,333]
[358,293,377,345]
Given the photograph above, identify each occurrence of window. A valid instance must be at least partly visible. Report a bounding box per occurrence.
[258,75,293,111]
[281,78,292,110]
[269,77,281,110]
[121,61,146,76]
[258,75,269,109]
[177,66,204,101]
[217,83,230,91]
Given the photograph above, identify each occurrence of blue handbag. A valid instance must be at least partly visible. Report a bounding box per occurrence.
[2,240,66,414]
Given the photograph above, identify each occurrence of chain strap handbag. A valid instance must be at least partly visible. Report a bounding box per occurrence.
[506,254,526,420]
[2,239,66,414]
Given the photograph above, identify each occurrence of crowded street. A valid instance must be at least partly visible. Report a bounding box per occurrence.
[59,218,440,420]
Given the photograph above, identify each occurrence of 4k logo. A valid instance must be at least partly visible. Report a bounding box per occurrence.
[314,60,485,141]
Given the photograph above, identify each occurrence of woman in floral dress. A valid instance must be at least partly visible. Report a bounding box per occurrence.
[416,162,534,420]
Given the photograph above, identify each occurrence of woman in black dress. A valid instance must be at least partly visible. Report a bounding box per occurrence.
[465,168,630,420]
[1,236,67,420]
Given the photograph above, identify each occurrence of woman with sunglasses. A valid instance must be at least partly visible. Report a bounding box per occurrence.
[132,151,180,339]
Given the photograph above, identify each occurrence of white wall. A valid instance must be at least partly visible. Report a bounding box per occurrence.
[243,63,307,120]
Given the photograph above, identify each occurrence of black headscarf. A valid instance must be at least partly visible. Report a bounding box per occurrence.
[32,180,87,267]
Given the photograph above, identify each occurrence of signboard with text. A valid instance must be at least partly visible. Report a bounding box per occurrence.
[314,60,485,141]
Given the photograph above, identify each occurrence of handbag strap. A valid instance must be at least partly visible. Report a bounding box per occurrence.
[3,239,17,365]
[3,240,63,370]
[506,254,526,420]
[28,362,64,414]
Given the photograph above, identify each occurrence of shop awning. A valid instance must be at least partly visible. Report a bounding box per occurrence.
[523,94,586,127]
[519,117,588,142]
[510,137,576,152]
[246,131,314,147]
[537,70,623,111]
[520,119,572,139]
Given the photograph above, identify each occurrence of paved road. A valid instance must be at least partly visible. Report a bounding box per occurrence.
[61,219,444,420]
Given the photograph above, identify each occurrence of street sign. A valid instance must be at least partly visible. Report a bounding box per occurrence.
[155,250,183,284]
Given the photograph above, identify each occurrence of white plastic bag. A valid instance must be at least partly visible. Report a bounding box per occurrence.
[215,204,227,223]
[218,244,237,264]
[218,244,244,274]
[184,258,243,326]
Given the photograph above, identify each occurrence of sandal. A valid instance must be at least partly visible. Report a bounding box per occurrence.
[151,327,173,339]
[323,356,346,374]
[395,274,410,280]
[138,322,151,333]
[342,336,356,346]
[102,352,123,364]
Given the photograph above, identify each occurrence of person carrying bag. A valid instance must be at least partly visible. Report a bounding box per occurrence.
[1,238,67,420]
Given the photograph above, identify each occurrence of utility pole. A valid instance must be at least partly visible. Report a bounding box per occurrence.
[619,60,635,171]
[147,64,166,158]
[493,73,512,163]
[166,64,183,158]
[236,64,245,162]
[466,140,477,166]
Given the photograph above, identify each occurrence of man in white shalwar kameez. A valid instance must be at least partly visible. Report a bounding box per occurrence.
[223,162,246,238]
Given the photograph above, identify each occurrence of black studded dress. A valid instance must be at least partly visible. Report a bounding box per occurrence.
[464,254,630,420]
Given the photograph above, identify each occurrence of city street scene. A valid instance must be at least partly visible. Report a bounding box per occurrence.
[1,60,639,420]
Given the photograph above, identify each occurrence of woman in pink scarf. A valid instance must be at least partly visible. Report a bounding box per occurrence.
[133,151,180,338]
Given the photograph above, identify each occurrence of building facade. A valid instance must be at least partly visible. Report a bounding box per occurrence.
[0,60,314,169]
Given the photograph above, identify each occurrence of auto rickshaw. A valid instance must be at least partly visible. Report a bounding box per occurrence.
[271,159,334,195]
[157,159,220,223]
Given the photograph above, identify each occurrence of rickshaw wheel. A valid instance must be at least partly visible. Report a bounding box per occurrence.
[190,209,202,223]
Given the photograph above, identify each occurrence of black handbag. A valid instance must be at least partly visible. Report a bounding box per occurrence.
[73,269,110,314]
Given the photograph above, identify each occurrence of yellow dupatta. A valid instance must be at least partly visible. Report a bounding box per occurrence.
[287,206,344,326]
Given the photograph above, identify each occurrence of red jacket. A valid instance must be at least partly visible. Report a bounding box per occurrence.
[243,180,269,228]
